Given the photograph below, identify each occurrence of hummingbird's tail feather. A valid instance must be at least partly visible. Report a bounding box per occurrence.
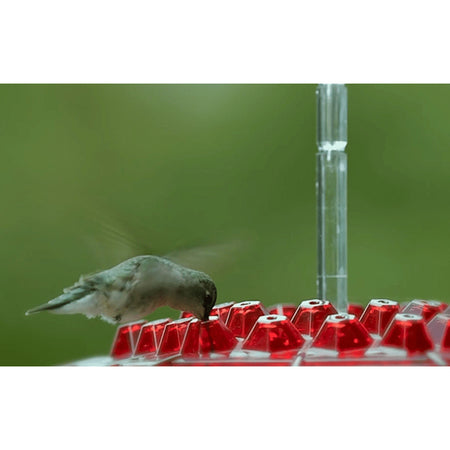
[25,299,72,315]
[25,285,96,316]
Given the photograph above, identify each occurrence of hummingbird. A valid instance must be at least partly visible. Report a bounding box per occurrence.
[25,255,217,324]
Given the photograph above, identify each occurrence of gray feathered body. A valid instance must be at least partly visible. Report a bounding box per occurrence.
[26,255,217,324]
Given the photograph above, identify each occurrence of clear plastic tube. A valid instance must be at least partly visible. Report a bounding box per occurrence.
[316,84,348,313]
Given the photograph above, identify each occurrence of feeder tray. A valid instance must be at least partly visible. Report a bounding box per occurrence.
[71,299,450,366]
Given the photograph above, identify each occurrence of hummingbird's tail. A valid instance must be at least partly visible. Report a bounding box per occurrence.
[25,285,96,316]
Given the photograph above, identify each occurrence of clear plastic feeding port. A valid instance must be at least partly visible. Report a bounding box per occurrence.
[91,298,450,366]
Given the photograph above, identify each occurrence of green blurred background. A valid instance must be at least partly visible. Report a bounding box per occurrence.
[1,84,449,365]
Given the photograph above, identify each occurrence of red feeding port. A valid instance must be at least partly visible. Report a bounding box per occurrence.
[226,301,268,338]
[268,304,297,320]
[111,320,146,359]
[179,311,195,319]
[179,302,234,322]
[291,300,337,337]
[242,315,305,354]
[210,302,234,322]
[311,314,373,355]
[157,318,193,357]
[381,313,434,354]
[134,318,171,356]
[347,303,364,319]
[360,299,400,336]
[426,313,450,351]
[182,317,238,358]
[402,300,443,322]
[181,320,201,357]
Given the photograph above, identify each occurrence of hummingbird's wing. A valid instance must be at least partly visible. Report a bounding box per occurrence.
[163,240,243,275]
[84,207,246,275]
[84,213,153,267]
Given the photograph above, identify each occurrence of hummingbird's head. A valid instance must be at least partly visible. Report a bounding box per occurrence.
[184,273,217,321]
[172,270,217,321]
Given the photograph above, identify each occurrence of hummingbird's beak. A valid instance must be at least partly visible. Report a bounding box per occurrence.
[202,307,212,322]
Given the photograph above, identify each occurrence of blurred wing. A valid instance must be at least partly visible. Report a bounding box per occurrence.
[84,211,153,267]
[164,240,243,275]
[84,207,246,275]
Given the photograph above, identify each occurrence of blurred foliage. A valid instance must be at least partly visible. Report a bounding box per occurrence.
[0,84,449,365]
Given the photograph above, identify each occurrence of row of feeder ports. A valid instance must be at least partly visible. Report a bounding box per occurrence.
[110,299,450,365]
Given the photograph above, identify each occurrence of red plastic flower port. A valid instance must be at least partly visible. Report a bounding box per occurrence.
[291,300,337,337]
[226,301,268,338]
[348,303,364,319]
[157,318,193,357]
[242,315,305,354]
[402,300,444,322]
[179,311,195,319]
[311,313,373,355]
[360,299,399,336]
[381,313,434,354]
[268,304,297,320]
[180,302,234,322]
[111,320,146,359]
[182,317,238,358]
[134,318,171,356]
[426,313,450,352]
[210,302,234,322]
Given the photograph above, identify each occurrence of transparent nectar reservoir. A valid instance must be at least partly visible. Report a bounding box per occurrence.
[316,84,348,313]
